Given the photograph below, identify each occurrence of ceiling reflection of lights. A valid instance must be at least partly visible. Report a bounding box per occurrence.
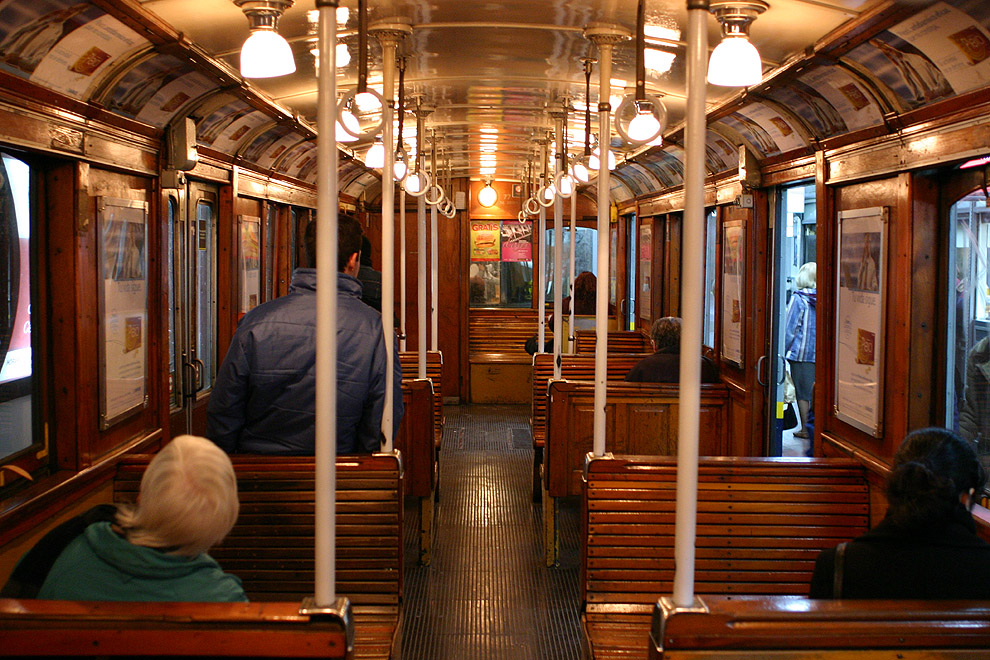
[644,48,675,74]
[708,0,768,87]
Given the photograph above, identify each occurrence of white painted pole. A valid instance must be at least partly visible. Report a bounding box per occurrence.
[376,32,398,453]
[538,203,547,351]
[553,118,564,379]
[569,180,577,354]
[673,0,709,608]
[313,2,337,607]
[593,39,615,458]
[418,157,427,379]
[431,201,438,351]
[400,180,407,352]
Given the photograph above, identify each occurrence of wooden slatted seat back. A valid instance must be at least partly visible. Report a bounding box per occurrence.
[530,353,649,449]
[575,330,651,355]
[649,596,990,659]
[399,350,444,447]
[396,378,436,498]
[581,456,872,660]
[0,600,350,658]
[468,309,537,363]
[114,453,403,605]
[546,381,731,497]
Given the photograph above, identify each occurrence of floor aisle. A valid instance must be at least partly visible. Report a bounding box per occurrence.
[401,404,582,660]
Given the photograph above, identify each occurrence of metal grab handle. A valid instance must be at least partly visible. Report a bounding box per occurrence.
[756,354,768,387]
[777,356,786,385]
[192,357,205,393]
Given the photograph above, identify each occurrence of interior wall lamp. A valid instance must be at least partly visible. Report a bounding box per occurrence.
[235,0,296,79]
[707,0,768,87]
[478,179,498,208]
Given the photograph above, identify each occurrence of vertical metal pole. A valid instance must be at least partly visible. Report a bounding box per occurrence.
[538,203,547,350]
[593,39,615,458]
[673,0,709,608]
[431,200,438,351]
[314,1,338,607]
[553,119,565,379]
[417,149,427,379]
[569,181,577,354]
[400,182,407,351]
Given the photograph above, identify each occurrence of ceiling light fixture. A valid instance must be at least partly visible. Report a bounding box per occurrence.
[615,0,666,146]
[365,138,385,168]
[571,58,595,183]
[478,179,498,208]
[707,0,768,87]
[235,0,296,79]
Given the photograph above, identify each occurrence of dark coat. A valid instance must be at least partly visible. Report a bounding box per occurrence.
[624,346,720,383]
[206,269,403,454]
[960,336,990,443]
[809,507,990,599]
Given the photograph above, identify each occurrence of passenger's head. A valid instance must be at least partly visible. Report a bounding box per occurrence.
[116,435,239,557]
[650,317,681,352]
[360,235,373,267]
[301,213,364,273]
[885,427,986,530]
[573,271,597,314]
[795,262,816,290]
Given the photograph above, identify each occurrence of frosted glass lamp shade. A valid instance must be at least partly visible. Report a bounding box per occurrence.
[393,158,408,182]
[628,109,661,143]
[707,36,762,86]
[365,142,385,169]
[478,183,498,208]
[240,29,296,78]
[572,159,590,183]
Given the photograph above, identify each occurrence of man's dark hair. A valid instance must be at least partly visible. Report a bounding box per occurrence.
[302,213,363,272]
[360,235,373,267]
[650,317,681,351]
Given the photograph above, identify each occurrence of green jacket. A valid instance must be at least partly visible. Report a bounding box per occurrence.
[37,522,246,602]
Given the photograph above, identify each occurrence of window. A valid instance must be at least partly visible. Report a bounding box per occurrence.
[543,225,598,303]
[703,209,717,347]
[0,153,37,467]
[470,220,533,307]
[946,191,990,466]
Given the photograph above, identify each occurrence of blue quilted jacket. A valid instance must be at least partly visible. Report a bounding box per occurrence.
[206,269,403,454]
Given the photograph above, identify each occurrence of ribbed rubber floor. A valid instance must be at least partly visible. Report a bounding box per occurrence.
[401,404,582,660]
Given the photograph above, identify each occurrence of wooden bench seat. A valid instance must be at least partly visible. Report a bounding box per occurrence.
[396,378,438,565]
[0,599,352,658]
[530,353,649,500]
[468,309,538,403]
[399,350,444,449]
[582,455,873,660]
[649,595,990,659]
[575,330,651,354]
[542,380,731,566]
[115,453,403,660]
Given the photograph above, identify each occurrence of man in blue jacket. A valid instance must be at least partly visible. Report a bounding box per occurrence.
[206,213,402,454]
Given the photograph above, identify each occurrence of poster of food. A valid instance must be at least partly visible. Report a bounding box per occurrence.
[470,221,500,261]
[239,216,261,317]
[500,220,532,262]
[721,221,744,367]
[98,197,148,428]
[834,207,888,436]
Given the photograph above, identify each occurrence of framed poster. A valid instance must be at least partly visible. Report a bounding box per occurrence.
[834,206,888,436]
[500,220,532,261]
[470,220,500,261]
[638,222,652,321]
[238,215,261,316]
[97,197,148,429]
[720,220,744,367]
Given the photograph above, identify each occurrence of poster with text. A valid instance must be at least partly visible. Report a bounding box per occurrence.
[500,220,532,261]
[834,206,887,436]
[470,221,500,261]
[639,222,652,321]
[721,221,744,367]
[239,216,261,317]
[98,197,148,428]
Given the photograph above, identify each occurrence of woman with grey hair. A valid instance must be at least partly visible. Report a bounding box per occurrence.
[9,435,246,602]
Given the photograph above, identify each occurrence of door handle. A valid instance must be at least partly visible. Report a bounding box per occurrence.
[192,357,206,393]
[756,354,768,387]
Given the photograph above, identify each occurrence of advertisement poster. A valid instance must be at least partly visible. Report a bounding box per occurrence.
[639,222,652,321]
[835,207,888,436]
[471,221,500,261]
[721,221,744,367]
[500,220,532,262]
[239,216,261,317]
[98,198,148,428]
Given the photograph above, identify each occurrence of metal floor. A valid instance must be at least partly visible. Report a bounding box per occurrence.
[401,404,582,660]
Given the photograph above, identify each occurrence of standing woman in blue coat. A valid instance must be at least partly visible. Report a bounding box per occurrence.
[785,262,817,441]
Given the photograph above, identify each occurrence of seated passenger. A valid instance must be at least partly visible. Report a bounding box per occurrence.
[809,427,990,599]
[624,317,719,383]
[5,435,246,602]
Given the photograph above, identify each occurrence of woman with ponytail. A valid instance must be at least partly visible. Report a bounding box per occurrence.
[810,427,990,598]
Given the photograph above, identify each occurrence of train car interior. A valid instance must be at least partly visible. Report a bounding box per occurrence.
[1,0,990,658]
